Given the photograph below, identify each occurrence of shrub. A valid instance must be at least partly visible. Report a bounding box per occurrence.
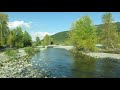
[32,43,36,48]
[24,47,35,55]
[70,48,79,55]
[35,48,40,53]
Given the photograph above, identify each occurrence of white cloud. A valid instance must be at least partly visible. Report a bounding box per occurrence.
[8,21,32,30]
[30,32,55,41]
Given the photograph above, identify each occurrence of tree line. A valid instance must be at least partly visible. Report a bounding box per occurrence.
[0,13,53,49]
[35,34,53,46]
[1,12,119,51]
[69,12,120,52]
[0,13,32,48]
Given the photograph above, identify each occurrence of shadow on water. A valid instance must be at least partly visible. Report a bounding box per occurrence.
[30,48,120,78]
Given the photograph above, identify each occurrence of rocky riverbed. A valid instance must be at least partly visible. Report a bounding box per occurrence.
[82,52,120,60]
[0,49,47,78]
[53,46,74,50]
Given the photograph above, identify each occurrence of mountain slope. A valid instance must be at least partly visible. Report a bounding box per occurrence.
[51,22,120,45]
[51,31,69,44]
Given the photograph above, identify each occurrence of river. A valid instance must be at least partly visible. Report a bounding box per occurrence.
[30,48,120,78]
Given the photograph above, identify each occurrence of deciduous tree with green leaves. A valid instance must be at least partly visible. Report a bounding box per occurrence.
[36,36,41,46]
[69,16,97,51]
[0,13,9,46]
[7,30,14,48]
[101,12,119,49]
[15,27,24,48]
[23,31,32,47]
[43,34,51,46]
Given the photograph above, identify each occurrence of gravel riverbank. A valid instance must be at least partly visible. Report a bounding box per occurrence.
[44,45,120,60]
[82,52,120,60]
[55,46,120,60]
[0,49,47,78]
[53,46,74,50]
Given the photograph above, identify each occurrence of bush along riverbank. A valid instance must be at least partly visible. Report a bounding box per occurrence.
[0,47,48,78]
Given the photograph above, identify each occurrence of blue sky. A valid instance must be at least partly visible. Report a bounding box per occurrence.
[4,12,120,41]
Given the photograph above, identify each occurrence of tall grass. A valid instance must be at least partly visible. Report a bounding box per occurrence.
[24,47,40,56]
[5,49,17,56]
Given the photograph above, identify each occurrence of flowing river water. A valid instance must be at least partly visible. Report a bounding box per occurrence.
[30,48,120,78]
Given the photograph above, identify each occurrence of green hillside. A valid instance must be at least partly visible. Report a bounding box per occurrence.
[51,31,69,44]
[96,22,120,32]
[51,22,120,45]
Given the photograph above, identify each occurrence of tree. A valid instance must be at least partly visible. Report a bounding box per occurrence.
[50,37,54,45]
[7,31,14,48]
[23,31,32,47]
[12,29,17,47]
[69,16,97,51]
[15,27,24,48]
[101,12,119,49]
[43,34,51,46]
[0,13,9,46]
[36,36,41,46]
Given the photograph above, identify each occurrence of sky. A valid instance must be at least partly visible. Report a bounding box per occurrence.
[4,12,120,41]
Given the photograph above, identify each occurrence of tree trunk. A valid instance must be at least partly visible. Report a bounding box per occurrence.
[110,42,116,50]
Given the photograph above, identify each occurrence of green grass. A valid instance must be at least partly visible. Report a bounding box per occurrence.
[5,49,17,56]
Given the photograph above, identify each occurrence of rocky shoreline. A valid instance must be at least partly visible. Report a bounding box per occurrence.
[0,49,47,78]
[57,46,120,60]
[53,46,120,60]
[53,46,74,50]
[82,52,120,60]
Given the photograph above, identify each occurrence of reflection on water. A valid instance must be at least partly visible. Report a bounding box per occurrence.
[30,48,120,78]
[95,58,120,78]
[71,54,96,78]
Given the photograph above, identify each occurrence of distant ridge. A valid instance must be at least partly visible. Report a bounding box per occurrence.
[51,22,120,44]
[51,31,69,44]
